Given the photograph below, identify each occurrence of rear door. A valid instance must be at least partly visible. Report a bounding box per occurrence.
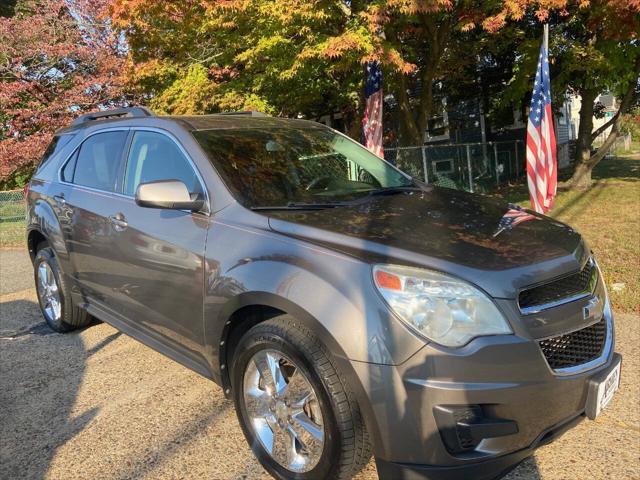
[101,128,210,362]
[58,129,130,303]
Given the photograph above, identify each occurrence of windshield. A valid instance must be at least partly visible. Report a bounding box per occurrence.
[192,126,414,208]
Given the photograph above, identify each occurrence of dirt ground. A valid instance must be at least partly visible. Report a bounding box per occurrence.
[1,249,638,480]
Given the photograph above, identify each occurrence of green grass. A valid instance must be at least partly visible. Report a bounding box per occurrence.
[493,152,640,314]
[0,219,26,247]
[628,140,640,154]
[0,199,24,219]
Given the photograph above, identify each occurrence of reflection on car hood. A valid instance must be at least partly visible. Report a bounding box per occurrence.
[266,187,588,298]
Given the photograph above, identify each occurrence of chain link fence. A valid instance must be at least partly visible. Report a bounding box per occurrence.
[0,189,26,222]
[384,140,526,193]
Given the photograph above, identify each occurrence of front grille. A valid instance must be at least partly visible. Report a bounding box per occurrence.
[519,258,596,311]
[538,318,607,370]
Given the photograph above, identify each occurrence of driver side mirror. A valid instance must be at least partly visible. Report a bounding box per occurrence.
[135,180,204,212]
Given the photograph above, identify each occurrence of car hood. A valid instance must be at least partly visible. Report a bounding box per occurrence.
[266,187,589,298]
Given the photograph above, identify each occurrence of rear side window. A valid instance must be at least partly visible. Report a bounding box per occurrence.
[123,131,201,196]
[61,150,78,183]
[67,131,128,192]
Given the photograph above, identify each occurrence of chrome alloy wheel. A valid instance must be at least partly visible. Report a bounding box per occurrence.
[37,262,61,322]
[243,349,325,473]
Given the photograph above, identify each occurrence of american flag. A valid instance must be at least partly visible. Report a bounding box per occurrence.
[526,37,557,214]
[362,61,384,158]
[492,206,538,238]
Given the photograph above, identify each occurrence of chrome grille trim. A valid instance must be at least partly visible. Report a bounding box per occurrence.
[519,257,598,315]
[545,297,613,376]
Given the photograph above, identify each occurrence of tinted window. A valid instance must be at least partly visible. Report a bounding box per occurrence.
[61,150,78,183]
[37,134,74,172]
[192,127,412,207]
[72,131,127,191]
[124,131,201,196]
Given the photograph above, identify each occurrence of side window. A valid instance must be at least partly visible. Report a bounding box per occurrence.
[70,131,128,192]
[61,150,78,183]
[124,131,201,196]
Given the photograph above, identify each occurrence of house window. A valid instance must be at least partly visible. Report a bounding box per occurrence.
[425,100,450,142]
[558,111,567,125]
[428,114,448,137]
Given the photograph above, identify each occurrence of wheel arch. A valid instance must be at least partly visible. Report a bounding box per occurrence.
[26,197,69,264]
[217,292,352,393]
[215,292,384,456]
[27,228,48,263]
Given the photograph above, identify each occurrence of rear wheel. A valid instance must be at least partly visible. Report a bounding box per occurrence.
[231,315,371,480]
[34,245,91,332]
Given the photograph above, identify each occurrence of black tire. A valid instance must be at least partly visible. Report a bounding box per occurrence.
[231,314,372,480]
[34,244,91,333]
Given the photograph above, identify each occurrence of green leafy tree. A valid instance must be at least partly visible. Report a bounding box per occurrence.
[490,1,639,188]
[111,0,367,133]
[113,0,637,189]
[554,2,639,188]
[113,1,565,141]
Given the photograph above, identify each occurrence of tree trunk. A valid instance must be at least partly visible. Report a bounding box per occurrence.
[574,89,597,165]
[386,17,450,148]
[393,71,424,146]
[565,88,597,188]
[569,159,594,188]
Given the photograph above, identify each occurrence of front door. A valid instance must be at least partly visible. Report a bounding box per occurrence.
[104,129,210,362]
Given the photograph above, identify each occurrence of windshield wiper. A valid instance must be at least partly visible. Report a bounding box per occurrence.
[250,187,422,211]
[251,202,344,211]
[366,186,422,196]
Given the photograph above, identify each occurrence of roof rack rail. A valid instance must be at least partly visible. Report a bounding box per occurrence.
[216,111,268,117]
[72,106,154,126]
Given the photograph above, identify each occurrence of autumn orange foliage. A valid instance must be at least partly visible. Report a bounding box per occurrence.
[0,0,131,186]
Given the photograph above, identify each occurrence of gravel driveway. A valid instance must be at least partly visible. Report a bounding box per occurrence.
[1,249,638,480]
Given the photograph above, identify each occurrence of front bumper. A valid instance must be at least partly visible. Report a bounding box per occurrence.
[375,411,584,480]
[350,310,619,479]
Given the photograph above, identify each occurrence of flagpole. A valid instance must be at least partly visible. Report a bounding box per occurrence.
[526,22,557,214]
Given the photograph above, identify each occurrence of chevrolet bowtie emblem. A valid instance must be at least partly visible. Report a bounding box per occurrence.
[584,296,603,322]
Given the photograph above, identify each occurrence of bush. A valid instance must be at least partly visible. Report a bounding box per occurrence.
[0,165,35,190]
[620,107,640,140]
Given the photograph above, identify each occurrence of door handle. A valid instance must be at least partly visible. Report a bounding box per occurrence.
[53,194,66,206]
[109,213,128,231]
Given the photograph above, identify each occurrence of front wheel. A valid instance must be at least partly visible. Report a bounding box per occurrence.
[231,315,371,480]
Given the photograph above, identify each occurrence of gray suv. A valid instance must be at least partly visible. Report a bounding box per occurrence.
[26,107,621,480]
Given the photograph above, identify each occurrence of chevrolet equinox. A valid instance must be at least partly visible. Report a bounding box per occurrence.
[26,107,621,480]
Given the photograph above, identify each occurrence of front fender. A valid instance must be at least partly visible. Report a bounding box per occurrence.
[216,289,357,368]
[203,218,425,370]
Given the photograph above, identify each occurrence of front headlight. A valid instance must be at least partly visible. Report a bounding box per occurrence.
[373,264,512,347]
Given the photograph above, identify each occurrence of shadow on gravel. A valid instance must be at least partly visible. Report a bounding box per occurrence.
[5,321,57,338]
[112,401,233,480]
[505,456,542,479]
[0,298,102,480]
[0,296,234,480]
